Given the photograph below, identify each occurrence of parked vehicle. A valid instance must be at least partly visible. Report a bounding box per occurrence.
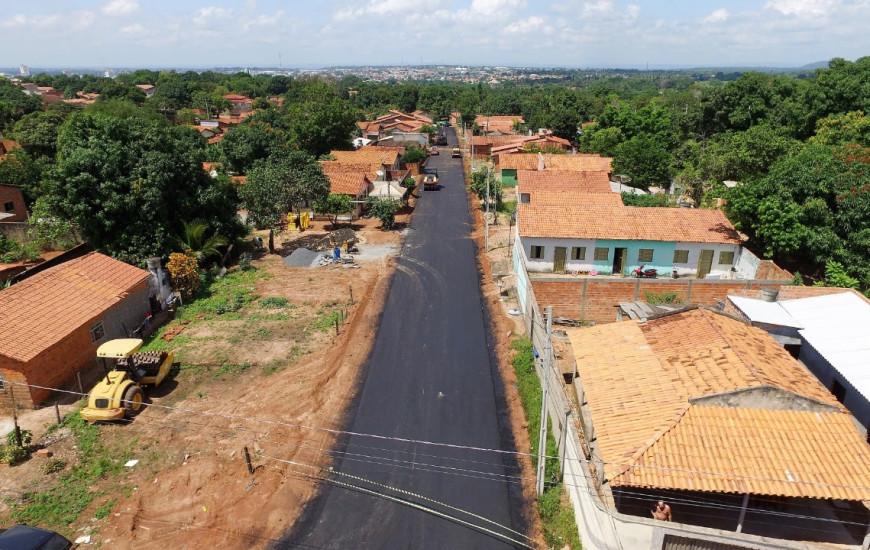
[0,525,72,550]
[429,146,439,156]
[80,338,177,422]
[632,265,658,278]
[451,147,461,158]
[435,135,448,146]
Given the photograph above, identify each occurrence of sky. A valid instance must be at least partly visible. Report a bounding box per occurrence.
[1,0,868,69]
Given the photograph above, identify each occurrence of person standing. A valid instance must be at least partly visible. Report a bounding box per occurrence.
[652,500,672,522]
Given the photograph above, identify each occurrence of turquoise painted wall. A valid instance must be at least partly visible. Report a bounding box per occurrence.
[591,240,677,275]
[501,169,518,187]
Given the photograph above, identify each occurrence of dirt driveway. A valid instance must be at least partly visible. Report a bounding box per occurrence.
[0,215,407,549]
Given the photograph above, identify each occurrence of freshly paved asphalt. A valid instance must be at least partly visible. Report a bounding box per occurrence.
[280,128,527,549]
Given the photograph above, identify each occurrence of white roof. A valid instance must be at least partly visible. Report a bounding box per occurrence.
[369,181,405,199]
[732,292,870,402]
[727,296,803,329]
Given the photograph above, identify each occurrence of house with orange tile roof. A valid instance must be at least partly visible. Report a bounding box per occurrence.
[0,252,153,406]
[223,93,253,115]
[516,170,745,277]
[565,307,870,544]
[135,84,155,98]
[356,110,434,143]
[475,115,525,136]
[322,170,372,218]
[496,152,612,186]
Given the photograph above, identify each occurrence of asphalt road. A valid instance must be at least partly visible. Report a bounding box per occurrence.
[280,128,527,549]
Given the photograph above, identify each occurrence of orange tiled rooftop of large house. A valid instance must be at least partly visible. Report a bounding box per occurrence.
[565,308,870,500]
[329,146,404,165]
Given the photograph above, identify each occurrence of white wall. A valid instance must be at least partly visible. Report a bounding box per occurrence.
[523,237,742,277]
[672,242,742,278]
[523,237,597,273]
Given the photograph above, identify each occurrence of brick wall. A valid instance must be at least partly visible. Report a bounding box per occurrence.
[0,185,27,223]
[0,281,150,406]
[0,221,28,244]
[531,276,794,324]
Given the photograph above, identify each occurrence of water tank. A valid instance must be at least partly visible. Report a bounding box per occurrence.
[760,286,779,302]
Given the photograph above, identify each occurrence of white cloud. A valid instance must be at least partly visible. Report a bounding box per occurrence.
[702,8,730,24]
[765,0,840,16]
[120,23,146,35]
[102,0,139,16]
[335,0,443,21]
[193,7,233,26]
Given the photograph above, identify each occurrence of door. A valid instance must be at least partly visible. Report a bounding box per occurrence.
[553,247,567,274]
[612,248,627,276]
[697,249,714,278]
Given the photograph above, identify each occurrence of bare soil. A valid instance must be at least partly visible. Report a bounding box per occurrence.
[0,218,404,549]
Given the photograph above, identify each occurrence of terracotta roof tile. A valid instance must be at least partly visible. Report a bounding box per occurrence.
[516,170,613,195]
[329,146,403,166]
[516,173,740,244]
[326,171,371,196]
[497,153,612,172]
[566,309,870,500]
[0,253,150,363]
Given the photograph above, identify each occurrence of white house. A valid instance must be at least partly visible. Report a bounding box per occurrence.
[516,170,747,278]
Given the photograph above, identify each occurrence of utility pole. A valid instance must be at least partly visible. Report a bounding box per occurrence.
[485,165,490,251]
[536,305,553,495]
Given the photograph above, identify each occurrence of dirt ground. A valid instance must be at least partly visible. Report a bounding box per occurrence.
[0,213,407,549]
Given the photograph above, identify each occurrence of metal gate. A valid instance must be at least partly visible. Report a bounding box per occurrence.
[553,247,567,274]
[697,249,714,278]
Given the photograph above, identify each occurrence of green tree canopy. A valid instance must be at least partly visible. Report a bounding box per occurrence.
[220,122,287,174]
[44,111,242,264]
[238,150,330,229]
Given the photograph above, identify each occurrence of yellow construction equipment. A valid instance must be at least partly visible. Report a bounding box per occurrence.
[80,339,176,422]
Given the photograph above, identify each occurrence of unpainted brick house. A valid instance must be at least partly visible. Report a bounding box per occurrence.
[0,252,151,406]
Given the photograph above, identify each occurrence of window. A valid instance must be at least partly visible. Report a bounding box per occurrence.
[673,250,689,264]
[638,249,654,263]
[3,201,13,212]
[89,321,105,343]
[571,247,586,261]
[719,251,735,265]
[530,245,545,259]
[519,193,530,204]
[594,247,609,261]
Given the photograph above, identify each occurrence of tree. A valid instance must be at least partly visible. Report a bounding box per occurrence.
[814,260,860,289]
[401,146,427,165]
[419,124,438,141]
[0,150,46,205]
[220,122,287,174]
[283,91,358,157]
[176,220,228,262]
[313,194,353,228]
[810,111,870,148]
[12,110,68,158]
[97,82,147,105]
[238,150,330,229]
[368,198,401,230]
[43,111,242,264]
[612,135,674,190]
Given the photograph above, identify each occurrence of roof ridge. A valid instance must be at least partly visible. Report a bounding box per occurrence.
[701,309,769,388]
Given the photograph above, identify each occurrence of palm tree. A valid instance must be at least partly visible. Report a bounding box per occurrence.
[176,220,229,262]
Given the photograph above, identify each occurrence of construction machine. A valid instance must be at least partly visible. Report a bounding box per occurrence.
[80,339,176,422]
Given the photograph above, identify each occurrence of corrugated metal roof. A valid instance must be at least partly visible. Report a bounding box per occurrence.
[780,292,870,402]
[728,296,804,329]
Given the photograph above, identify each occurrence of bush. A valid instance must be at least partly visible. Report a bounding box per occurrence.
[368,198,401,230]
[260,297,288,308]
[167,250,201,298]
[644,291,682,304]
[0,444,31,465]
[42,458,66,474]
[238,252,254,271]
[401,146,427,164]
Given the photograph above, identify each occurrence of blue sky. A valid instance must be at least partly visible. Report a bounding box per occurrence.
[1,0,868,69]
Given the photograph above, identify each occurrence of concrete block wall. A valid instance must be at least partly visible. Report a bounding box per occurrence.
[0,186,27,223]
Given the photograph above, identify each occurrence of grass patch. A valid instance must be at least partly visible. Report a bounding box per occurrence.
[10,413,132,534]
[261,346,304,375]
[644,290,682,305]
[509,337,582,550]
[309,306,343,333]
[94,499,116,520]
[260,297,289,309]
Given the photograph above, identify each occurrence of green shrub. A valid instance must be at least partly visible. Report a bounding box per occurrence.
[238,252,254,271]
[260,297,288,308]
[644,291,682,304]
[42,458,66,474]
